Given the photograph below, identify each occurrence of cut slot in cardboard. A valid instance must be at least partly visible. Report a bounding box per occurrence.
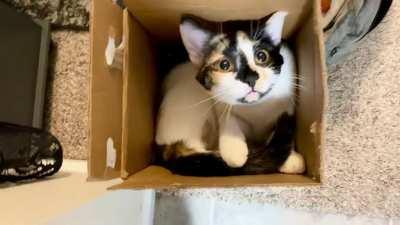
[89,0,327,189]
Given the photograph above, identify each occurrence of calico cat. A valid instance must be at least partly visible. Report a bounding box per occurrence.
[155,11,305,176]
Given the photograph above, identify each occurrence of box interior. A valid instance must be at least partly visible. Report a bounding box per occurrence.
[90,0,326,188]
[89,0,124,180]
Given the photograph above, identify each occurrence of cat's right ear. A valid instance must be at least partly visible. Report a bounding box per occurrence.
[180,16,213,66]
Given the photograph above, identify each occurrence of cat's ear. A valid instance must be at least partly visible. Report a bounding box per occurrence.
[180,16,213,66]
[262,11,288,46]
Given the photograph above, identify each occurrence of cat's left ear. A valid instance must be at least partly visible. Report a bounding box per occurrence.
[180,15,213,66]
[262,11,288,46]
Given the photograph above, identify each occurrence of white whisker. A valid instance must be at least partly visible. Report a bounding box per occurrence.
[219,22,223,34]
[172,87,232,111]
[291,74,313,83]
[253,20,261,39]
[250,20,253,37]
[201,99,220,118]
[225,105,233,122]
[219,104,230,122]
[292,83,305,89]
[292,76,305,81]
[186,92,224,108]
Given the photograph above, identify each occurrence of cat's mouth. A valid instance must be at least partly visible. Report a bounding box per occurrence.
[238,86,273,104]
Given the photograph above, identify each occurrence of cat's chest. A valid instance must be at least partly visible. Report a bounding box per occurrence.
[230,98,292,141]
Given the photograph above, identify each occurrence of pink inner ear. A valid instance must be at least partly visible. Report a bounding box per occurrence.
[264,11,288,45]
[180,22,210,66]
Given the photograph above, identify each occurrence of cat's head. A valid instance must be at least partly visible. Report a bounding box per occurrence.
[180,11,288,105]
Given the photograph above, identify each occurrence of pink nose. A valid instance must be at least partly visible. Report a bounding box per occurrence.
[246,91,260,102]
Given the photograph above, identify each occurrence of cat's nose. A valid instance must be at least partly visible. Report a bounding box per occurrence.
[244,73,258,87]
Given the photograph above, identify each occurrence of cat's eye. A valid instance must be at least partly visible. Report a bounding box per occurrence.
[218,59,232,71]
[255,49,269,65]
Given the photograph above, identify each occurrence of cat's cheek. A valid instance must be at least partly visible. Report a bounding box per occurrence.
[212,75,251,104]
[254,77,272,93]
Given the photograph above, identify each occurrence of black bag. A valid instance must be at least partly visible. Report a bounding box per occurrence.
[0,122,62,182]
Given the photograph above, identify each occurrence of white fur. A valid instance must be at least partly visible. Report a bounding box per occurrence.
[155,63,214,153]
[279,150,306,174]
[219,115,248,167]
[264,11,288,46]
[180,22,211,66]
[219,135,248,167]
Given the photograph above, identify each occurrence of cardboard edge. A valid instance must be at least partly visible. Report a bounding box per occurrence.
[88,0,124,180]
[312,0,328,183]
[120,10,158,178]
[109,177,321,190]
[109,183,321,190]
[87,0,95,178]
[110,166,320,190]
[121,9,130,179]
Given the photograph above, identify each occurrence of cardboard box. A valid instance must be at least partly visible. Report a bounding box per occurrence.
[89,0,327,189]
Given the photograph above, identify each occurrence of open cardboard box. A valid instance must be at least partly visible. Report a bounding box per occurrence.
[89,0,327,189]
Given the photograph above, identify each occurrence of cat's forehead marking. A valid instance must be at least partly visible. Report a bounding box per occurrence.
[205,36,230,65]
[210,34,225,45]
[236,31,258,70]
[210,70,235,83]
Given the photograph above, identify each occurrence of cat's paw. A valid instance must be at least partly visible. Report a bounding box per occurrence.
[279,150,305,174]
[219,136,248,168]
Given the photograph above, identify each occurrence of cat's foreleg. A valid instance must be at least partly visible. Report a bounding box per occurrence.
[219,115,248,168]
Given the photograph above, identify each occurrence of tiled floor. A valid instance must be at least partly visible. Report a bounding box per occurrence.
[155,195,398,225]
[1,160,120,225]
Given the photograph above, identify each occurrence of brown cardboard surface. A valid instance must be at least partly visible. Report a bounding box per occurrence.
[90,0,326,188]
[295,0,326,180]
[293,3,325,180]
[110,166,319,189]
[124,0,311,40]
[89,0,123,179]
[313,0,328,182]
[121,10,157,178]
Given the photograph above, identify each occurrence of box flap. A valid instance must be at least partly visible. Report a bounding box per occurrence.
[124,0,311,40]
[294,0,326,180]
[89,0,123,179]
[121,10,157,178]
[110,166,319,189]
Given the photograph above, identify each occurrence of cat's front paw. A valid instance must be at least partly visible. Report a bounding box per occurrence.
[219,136,248,168]
[279,150,305,174]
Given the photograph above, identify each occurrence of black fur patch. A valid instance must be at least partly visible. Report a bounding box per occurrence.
[156,113,297,176]
[196,67,214,90]
[165,153,233,177]
[236,52,259,87]
[254,33,284,73]
[154,143,232,176]
[241,113,295,174]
